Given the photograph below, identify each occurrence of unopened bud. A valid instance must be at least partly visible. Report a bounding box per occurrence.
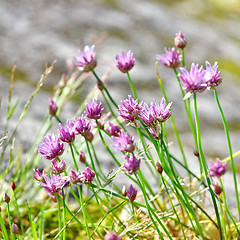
[97,80,105,91]
[49,98,58,116]
[174,31,187,49]
[122,185,127,197]
[194,150,199,158]
[213,182,222,195]
[11,223,20,234]
[3,193,10,203]
[86,131,94,142]
[12,181,16,191]
[79,151,86,163]
[156,162,163,174]
[97,120,104,130]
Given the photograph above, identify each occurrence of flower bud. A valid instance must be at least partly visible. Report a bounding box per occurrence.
[86,131,94,142]
[213,182,222,195]
[156,162,163,174]
[194,150,199,158]
[174,31,187,49]
[79,151,86,163]
[49,98,58,116]
[12,181,16,191]
[11,223,20,234]
[3,193,10,203]
[122,185,127,197]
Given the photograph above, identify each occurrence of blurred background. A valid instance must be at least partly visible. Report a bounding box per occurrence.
[0,0,240,187]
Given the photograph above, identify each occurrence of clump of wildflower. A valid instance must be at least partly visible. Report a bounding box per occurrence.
[208,158,227,178]
[157,48,181,69]
[58,123,75,143]
[205,61,222,88]
[113,131,135,153]
[73,115,91,137]
[75,45,97,72]
[81,167,95,183]
[79,151,86,163]
[49,98,58,116]
[122,155,141,175]
[118,95,143,123]
[38,134,64,160]
[127,185,137,202]
[106,122,121,137]
[85,99,104,120]
[178,63,208,94]
[104,231,122,240]
[115,50,135,73]
[33,169,47,182]
[39,174,69,202]
[174,31,187,49]
[139,98,172,127]
[50,159,66,174]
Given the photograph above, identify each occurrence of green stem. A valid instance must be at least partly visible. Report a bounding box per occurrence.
[56,195,62,240]
[62,190,66,240]
[193,92,223,240]
[7,203,15,240]
[0,209,9,240]
[69,143,79,171]
[181,49,185,67]
[127,72,138,99]
[214,87,240,220]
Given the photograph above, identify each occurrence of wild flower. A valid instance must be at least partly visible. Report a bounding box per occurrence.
[38,134,64,160]
[118,95,143,123]
[50,159,66,175]
[178,63,208,94]
[104,231,122,240]
[75,45,97,72]
[174,31,187,49]
[127,185,137,202]
[208,158,227,178]
[81,167,95,183]
[58,123,75,143]
[115,50,135,73]
[69,170,84,185]
[73,115,91,137]
[49,97,58,116]
[39,174,69,202]
[85,99,103,120]
[106,122,121,137]
[122,154,141,175]
[33,169,47,182]
[157,47,181,69]
[205,61,222,88]
[113,131,135,153]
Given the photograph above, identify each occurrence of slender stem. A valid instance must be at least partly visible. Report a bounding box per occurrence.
[62,190,66,240]
[127,72,138,99]
[0,210,9,240]
[69,143,79,171]
[214,87,240,220]
[56,195,62,240]
[193,93,223,240]
[13,191,24,234]
[218,193,228,239]
[7,203,16,240]
[181,49,185,67]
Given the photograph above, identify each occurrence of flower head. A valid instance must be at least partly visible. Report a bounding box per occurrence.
[178,63,208,93]
[85,99,103,120]
[106,122,121,137]
[118,95,143,123]
[115,50,135,73]
[157,48,181,69]
[33,169,47,182]
[123,155,141,175]
[104,231,122,240]
[39,174,69,202]
[127,185,137,202]
[49,98,58,116]
[75,45,97,72]
[58,123,75,143]
[73,115,91,137]
[205,61,222,88]
[38,134,64,160]
[81,167,95,183]
[69,170,84,185]
[113,131,135,153]
[208,158,227,178]
[50,159,66,174]
[174,31,187,49]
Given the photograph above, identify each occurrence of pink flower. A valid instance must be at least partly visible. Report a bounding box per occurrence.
[208,158,227,178]
[174,31,187,49]
[50,159,66,174]
[49,98,58,116]
[81,167,95,183]
[104,231,122,240]
[85,99,103,120]
[122,155,141,175]
[73,115,91,137]
[58,123,75,143]
[127,185,137,202]
[33,169,47,182]
[115,50,135,73]
[106,122,121,137]
[157,48,181,69]
[205,61,222,88]
[113,131,135,153]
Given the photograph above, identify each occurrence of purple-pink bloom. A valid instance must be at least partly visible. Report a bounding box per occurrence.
[33,169,47,182]
[205,61,222,88]
[73,115,91,137]
[127,185,137,202]
[115,50,135,73]
[157,48,181,69]
[174,31,187,49]
[118,95,143,123]
[38,134,64,160]
[106,122,121,137]
[85,99,103,120]
[113,131,135,153]
[39,174,69,202]
[123,155,141,175]
[75,45,97,72]
[104,231,122,240]
[81,167,95,183]
[208,158,227,178]
[69,170,84,185]
[58,123,75,143]
[49,98,58,116]
[50,159,66,175]
[178,63,208,93]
